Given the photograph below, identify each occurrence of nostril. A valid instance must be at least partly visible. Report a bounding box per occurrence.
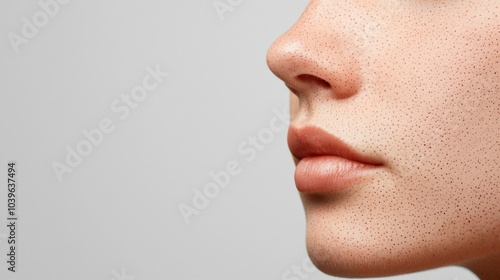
[297,74,331,89]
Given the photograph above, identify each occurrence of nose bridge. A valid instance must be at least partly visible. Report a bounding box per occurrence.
[266,0,363,100]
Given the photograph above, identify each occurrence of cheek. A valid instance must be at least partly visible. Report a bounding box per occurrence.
[361,1,499,190]
[361,0,500,256]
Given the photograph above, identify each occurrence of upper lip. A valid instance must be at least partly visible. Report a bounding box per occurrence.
[287,125,383,166]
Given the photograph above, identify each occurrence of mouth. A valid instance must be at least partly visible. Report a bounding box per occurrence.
[288,126,383,194]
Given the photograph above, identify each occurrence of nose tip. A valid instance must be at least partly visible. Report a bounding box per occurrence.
[266,6,363,100]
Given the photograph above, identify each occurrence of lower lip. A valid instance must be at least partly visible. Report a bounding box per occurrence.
[294,156,380,193]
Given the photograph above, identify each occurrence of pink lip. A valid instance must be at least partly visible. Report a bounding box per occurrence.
[288,126,383,193]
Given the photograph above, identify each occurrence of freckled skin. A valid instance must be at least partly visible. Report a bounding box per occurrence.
[267,0,499,279]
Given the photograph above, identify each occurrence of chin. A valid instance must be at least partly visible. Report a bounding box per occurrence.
[303,216,456,278]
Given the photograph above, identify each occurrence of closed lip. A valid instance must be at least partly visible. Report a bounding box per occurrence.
[288,126,383,193]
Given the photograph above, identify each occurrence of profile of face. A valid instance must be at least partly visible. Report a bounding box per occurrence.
[267,0,499,278]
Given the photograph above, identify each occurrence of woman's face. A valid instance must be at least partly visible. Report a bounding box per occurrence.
[267,0,499,277]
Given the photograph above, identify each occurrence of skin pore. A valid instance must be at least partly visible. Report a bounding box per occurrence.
[267,0,499,279]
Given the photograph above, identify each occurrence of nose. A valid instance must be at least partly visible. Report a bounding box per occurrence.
[266,1,363,101]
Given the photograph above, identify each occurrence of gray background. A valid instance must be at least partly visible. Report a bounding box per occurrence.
[0,0,479,279]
